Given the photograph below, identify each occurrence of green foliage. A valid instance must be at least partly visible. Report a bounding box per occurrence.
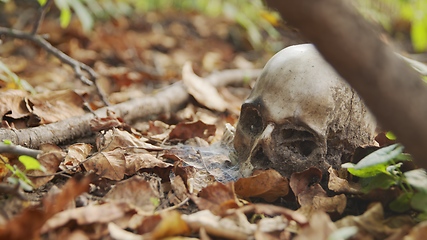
[357,0,427,52]
[38,0,280,50]
[0,140,46,191]
[0,60,35,93]
[343,144,427,218]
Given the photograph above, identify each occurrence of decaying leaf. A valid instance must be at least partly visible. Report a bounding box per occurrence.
[25,89,85,125]
[83,148,126,180]
[328,167,362,194]
[182,209,252,240]
[295,211,336,240]
[234,169,289,202]
[0,176,90,240]
[0,89,29,119]
[169,120,216,142]
[191,182,240,216]
[28,144,64,188]
[182,62,228,112]
[125,149,172,176]
[104,175,162,213]
[41,202,134,235]
[62,143,92,173]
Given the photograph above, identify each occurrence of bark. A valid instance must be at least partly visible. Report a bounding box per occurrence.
[0,69,261,149]
[265,0,427,169]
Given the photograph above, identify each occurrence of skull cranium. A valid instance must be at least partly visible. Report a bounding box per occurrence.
[234,44,376,177]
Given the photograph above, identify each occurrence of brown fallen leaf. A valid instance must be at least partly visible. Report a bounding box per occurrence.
[169,120,216,142]
[125,149,173,176]
[0,89,29,119]
[41,202,134,235]
[89,109,127,132]
[28,144,64,188]
[191,182,241,216]
[327,167,361,194]
[0,175,91,240]
[289,167,323,197]
[149,211,191,239]
[182,61,228,112]
[97,128,160,152]
[62,143,92,173]
[294,211,336,240]
[104,175,162,213]
[234,169,289,202]
[335,202,400,239]
[83,148,126,180]
[25,89,85,125]
[233,203,308,227]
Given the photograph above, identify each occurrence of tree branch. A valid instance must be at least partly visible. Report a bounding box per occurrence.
[0,69,261,149]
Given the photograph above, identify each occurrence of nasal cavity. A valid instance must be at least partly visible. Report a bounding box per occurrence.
[250,146,272,169]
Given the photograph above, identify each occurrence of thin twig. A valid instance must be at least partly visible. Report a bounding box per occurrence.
[0,142,42,158]
[31,0,54,35]
[0,26,95,85]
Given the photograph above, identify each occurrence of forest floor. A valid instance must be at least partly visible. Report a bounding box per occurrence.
[0,4,426,240]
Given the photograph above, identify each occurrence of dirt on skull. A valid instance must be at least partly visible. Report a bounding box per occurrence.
[234,44,376,178]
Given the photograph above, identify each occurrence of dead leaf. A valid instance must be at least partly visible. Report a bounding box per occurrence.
[405,221,427,240]
[125,149,173,176]
[0,176,90,240]
[182,209,251,240]
[41,202,133,234]
[235,204,308,227]
[335,203,399,239]
[98,128,160,152]
[328,167,361,194]
[90,110,126,132]
[25,89,85,125]
[289,167,323,197]
[170,175,188,204]
[192,182,240,216]
[169,120,216,142]
[83,148,126,180]
[150,211,191,239]
[234,169,289,202]
[62,143,92,173]
[182,62,228,112]
[28,145,64,188]
[104,175,162,213]
[0,89,29,119]
[294,211,336,240]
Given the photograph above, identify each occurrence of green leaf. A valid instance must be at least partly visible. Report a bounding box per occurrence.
[342,162,388,178]
[404,169,427,193]
[354,144,404,170]
[18,155,46,172]
[38,0,47,6]
[2,139,12,145]
[385,131,396,140]
[389,192,413,213]
[412,19,427,52]
[359,173,397,193]
[69,0,94,32]
[411,191,427,212]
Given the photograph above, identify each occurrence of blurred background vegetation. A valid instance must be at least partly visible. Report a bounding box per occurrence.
[0,0,426,52]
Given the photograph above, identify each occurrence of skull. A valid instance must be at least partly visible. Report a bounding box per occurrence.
[234,44,376,177]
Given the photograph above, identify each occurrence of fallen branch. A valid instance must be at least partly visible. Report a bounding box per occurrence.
[265,0,427,169]
[0,69,261,149]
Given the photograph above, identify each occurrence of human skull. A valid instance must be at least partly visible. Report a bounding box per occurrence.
[234,44,376,177]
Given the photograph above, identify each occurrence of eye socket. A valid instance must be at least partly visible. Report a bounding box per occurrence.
[239,104,264,135]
